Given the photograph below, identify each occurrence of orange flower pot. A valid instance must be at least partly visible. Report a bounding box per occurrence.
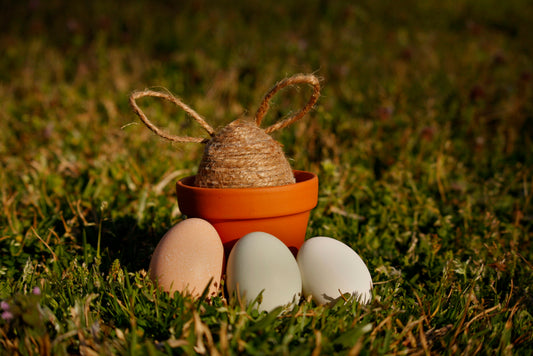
[176,170,318,255]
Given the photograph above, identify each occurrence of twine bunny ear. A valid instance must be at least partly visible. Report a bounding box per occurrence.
[254,74,321,134]
[129,89,215,143]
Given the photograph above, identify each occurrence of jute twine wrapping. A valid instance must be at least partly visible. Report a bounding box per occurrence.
[130,74,320,188]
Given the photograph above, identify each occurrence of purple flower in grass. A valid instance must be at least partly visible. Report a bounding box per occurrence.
[32,287,41,295]
[1,311,13,321]
[1,301,13,320]
[1,301,9,311]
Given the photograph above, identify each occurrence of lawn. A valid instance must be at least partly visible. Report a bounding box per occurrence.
[1,0,532,354]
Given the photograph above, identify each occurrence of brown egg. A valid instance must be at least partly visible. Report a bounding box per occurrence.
[149,218,223,297]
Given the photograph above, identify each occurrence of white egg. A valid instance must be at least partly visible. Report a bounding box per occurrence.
[226,232,302,312]
[297,236,373,305]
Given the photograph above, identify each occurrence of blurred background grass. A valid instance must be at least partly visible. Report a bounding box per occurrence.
[1,0,532,353]
[2,0,531,261]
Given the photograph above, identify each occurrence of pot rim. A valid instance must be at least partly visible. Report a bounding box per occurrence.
[176,170,318,220]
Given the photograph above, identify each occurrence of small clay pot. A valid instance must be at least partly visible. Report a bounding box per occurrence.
[176,170,318,255]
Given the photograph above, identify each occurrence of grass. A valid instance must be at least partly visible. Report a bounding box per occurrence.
[1,0,532,354]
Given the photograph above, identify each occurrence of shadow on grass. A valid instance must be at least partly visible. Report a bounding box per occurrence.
[76,212,174,274]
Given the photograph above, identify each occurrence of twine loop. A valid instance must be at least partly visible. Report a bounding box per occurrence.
[129,89,214,143]
[255,74,321,134]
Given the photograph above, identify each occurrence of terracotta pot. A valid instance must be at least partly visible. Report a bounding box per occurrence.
[176,170,318,255]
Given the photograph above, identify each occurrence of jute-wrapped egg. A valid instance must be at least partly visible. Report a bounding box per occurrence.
[194,119,295,188]
[130,74,321,189]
